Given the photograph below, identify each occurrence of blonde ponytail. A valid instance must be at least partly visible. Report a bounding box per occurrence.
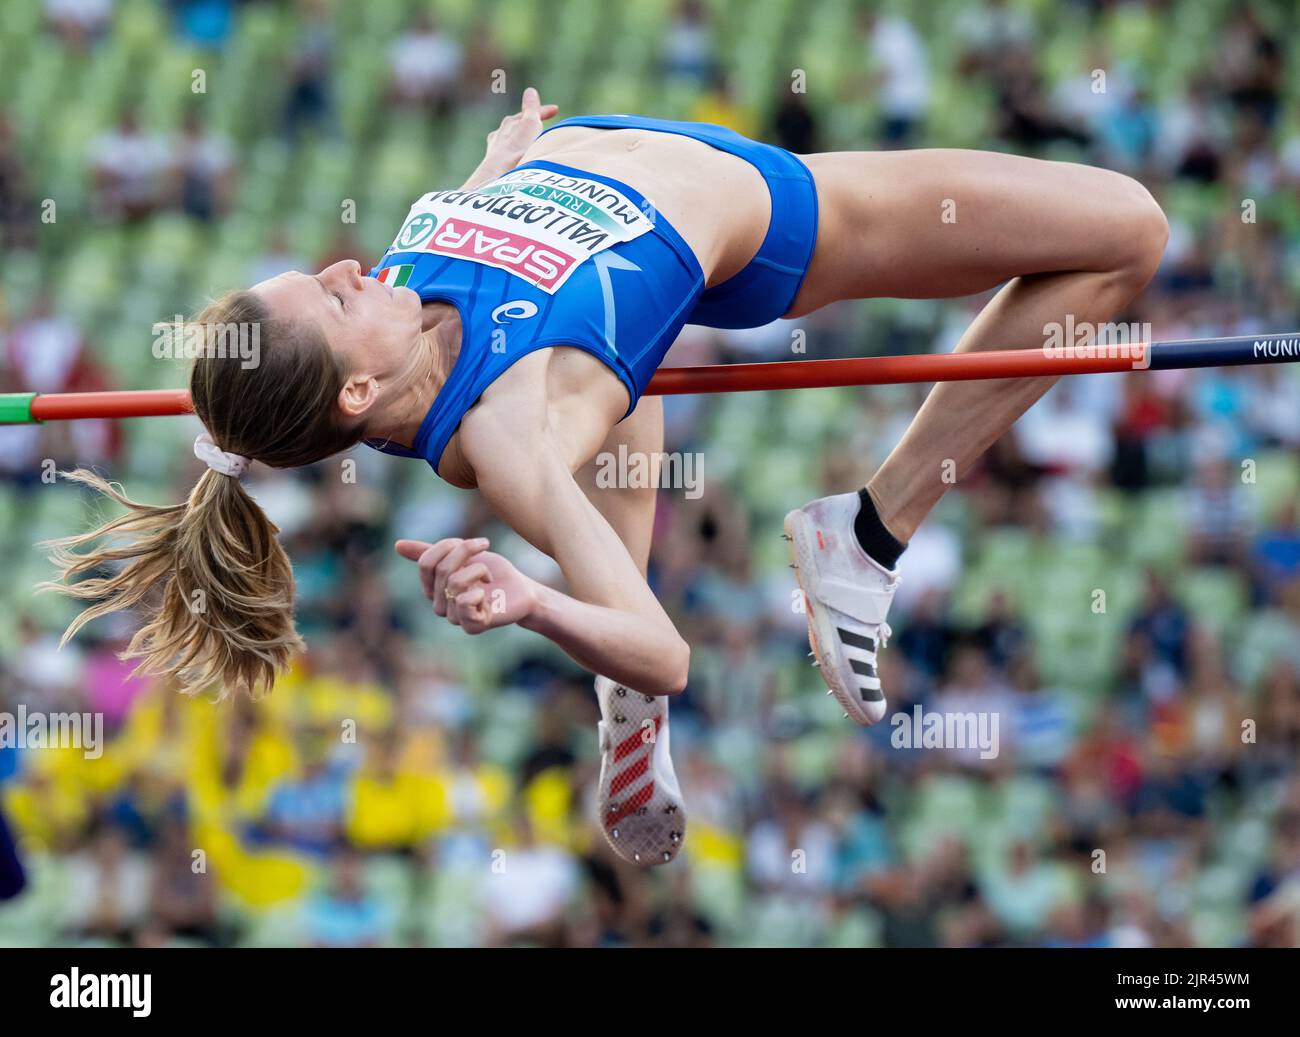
[42,289,367,699]
[42,467,303,699]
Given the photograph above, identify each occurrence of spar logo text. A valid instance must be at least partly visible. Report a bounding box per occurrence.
[425,218,572,290]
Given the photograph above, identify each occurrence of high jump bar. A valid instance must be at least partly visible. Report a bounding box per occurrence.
[1,332,1297,424]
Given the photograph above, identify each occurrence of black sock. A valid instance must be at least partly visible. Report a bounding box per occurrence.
[853,488,906,571]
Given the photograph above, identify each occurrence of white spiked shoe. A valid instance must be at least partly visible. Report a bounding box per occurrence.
[593,676,686,865]
[784,493,901,726]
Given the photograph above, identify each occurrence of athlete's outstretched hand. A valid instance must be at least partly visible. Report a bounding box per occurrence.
[395,537,539,634]
[482,87,559,172]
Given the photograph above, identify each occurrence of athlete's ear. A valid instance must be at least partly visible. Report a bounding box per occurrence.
[337,373,381,420]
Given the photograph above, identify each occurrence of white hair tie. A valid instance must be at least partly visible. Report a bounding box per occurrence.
[194,432,251,479]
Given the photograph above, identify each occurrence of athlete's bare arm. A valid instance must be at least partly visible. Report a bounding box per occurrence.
[396,395,689,697]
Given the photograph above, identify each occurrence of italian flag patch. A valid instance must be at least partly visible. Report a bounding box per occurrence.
[375,264,414,287]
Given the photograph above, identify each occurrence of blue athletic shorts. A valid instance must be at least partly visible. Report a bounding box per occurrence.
[542,115,820,330]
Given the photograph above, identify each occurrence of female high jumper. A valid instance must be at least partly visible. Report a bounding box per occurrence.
[49,89,1168,864]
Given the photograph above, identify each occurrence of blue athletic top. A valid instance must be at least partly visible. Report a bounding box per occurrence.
[364,115,818,478]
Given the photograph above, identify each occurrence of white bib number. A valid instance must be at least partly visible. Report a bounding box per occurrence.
[388,168,654,293]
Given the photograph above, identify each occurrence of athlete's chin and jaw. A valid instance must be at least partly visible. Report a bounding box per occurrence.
[252,259,424,382]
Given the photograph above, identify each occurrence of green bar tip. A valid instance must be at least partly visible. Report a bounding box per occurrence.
[0,392,39,425]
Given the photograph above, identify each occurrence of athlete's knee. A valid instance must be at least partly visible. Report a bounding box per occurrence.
[1107,174,1169,287]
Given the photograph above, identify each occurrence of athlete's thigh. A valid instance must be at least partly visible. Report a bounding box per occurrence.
[785,148,1160,315]
[573,395,663,576]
